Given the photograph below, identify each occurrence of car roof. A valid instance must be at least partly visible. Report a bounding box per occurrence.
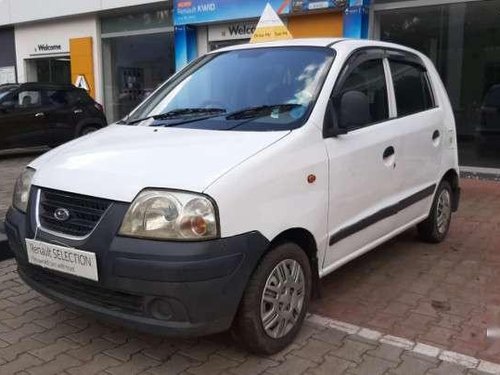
[0,83,19,90]
[18,82,78,90]
[211,38,424,58]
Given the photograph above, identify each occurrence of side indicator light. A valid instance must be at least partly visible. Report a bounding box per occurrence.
[307,174,316,184]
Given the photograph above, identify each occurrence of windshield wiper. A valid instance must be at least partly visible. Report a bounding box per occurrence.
[126,107,226,125]
[225,104,303,120]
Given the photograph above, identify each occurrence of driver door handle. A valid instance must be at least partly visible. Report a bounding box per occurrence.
[383,146,395,159]
[35,112,45,118]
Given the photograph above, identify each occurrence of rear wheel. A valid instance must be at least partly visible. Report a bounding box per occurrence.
[78,125,100,137]
[418,181,453,243]
[232,242,312,355]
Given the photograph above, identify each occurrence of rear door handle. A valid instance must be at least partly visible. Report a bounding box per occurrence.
[74,109,83,114]
[35,112,45,118]
[383,146,395,159]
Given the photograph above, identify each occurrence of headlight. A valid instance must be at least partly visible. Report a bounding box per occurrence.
[119,190,219,240]
[12,168,35,213]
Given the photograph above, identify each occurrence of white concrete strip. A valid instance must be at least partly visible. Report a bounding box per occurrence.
[439,351,480,369]
[380,335,415,350]
[358,328,383,341]
[478,360,500,374]
[413,343,442,358]
[461,166,500,176]
[306,314,500,374]
[326,319,360,335]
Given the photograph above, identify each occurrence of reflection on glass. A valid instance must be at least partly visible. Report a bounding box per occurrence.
[379,1,500,168]
[102,32,175,123]
[126,47,335,131]
[27,58,71,84]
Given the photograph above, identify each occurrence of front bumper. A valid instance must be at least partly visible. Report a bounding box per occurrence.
[5,190,269,336]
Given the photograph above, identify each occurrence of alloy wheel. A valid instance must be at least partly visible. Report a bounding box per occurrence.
[436,189,451,234]
[260,259,305,339]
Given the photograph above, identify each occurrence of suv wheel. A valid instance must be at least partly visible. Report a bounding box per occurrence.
[417,181,453,243]
[79,126,100,137]
[232,242,311,354]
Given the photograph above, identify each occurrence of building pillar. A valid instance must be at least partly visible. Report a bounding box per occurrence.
[343,0,371,39]
[174,25,197,71]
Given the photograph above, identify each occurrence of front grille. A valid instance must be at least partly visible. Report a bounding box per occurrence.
[38,189,111,237]
[21,265,144,315]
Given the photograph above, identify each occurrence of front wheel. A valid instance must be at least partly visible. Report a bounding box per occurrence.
[232,242,312,355]
[418,181,453,243]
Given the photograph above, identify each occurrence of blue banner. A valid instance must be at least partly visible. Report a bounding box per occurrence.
[174,0,291,25]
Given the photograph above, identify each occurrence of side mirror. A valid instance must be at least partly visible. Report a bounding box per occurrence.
[338,90,371,130]
[323,98,348,138]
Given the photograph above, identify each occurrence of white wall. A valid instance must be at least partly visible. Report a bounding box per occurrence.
[14,16,104,103]
[0,0,168,26]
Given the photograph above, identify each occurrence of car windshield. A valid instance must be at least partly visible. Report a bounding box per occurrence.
[0,86,16,101]
[125,46,335,131]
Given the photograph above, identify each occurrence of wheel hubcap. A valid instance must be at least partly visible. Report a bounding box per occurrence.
[260,259,305,339]
[436,189,451,234]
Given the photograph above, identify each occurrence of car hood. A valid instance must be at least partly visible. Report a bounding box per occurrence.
[30,125,289,202]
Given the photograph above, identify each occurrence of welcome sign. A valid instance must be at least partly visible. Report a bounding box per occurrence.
[174,0,292,25]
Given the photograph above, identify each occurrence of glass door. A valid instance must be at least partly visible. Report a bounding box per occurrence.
[28,58,71,84]
[376,1,500,169]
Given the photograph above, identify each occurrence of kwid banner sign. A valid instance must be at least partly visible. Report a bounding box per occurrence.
[174,0,292,25]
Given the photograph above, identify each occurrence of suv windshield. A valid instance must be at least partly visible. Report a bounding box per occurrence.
[125,46,335,131]
[0,86,17,101]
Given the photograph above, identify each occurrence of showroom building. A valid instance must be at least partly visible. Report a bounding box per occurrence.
[0,0,368,123]
[370,0,500,170]
[0,0,175,123]
[0,0,498,171]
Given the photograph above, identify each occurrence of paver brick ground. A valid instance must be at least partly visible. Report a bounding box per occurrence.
[1,155,500,373]
[313,178,500,363]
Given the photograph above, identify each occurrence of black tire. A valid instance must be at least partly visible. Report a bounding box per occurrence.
[417,180,453,243]
[232,242,312,355]
[78,125,100,137]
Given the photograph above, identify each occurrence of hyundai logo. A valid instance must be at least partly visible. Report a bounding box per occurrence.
[54,208,70,222]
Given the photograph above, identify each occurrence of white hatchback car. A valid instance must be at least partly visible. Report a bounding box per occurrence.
[6,39,460,354]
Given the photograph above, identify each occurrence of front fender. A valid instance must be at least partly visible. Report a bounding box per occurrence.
[205,126,329,257]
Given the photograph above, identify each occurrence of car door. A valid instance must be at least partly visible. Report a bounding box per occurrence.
[0,89,17,150]
[322,49,403,270]
[386,51,442,224]
[43,89,79,146]
[0,88,49,149]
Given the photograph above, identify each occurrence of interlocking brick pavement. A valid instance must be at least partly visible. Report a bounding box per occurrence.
[313,178,500,363]
[1,156,500,373]
[0,280,491,375]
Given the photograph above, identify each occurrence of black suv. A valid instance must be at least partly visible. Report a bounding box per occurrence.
[0,83,107,151]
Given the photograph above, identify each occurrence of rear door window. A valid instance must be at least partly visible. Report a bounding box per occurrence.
[45,90,69,106]
[390,61,434,117]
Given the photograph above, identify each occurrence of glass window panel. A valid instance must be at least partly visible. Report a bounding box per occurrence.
[15,91,42,108]
[101,9,172,34]
[390,61,434,116]
[378,1,500,168]
[102,32,175,123]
